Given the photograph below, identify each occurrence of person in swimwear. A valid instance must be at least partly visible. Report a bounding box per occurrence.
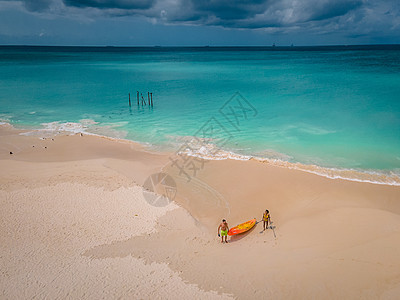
[262,209,270,231]
[218,219,229,243]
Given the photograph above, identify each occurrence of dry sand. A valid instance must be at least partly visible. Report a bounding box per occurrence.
[1,123,400,299]
[0,125,231,299]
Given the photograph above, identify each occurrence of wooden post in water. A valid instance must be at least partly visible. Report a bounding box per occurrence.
[141,93,146,106]
[150,93,153,106]
[148,92,150,105]
[137,91,139,105]
[129,93,131,107]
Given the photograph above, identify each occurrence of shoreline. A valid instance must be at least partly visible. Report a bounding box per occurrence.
[1,124,400,298]
[4,121,400,186]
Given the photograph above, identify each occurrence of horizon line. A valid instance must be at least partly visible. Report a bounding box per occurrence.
[1,43,400,48]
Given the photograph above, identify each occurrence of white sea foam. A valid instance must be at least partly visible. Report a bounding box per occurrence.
[19,119,128,139]
[176,137,400,186]
[259,159,400,186]
[19,121,90,137]
[0,115,11,123]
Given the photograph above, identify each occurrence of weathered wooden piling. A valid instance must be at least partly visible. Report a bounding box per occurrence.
[141,93,146,106]
[132,91,154,108]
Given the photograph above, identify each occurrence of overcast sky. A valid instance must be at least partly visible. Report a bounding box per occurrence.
[0,0,399,46]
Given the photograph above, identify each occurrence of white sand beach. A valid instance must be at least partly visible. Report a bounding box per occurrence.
[1,123,400,299]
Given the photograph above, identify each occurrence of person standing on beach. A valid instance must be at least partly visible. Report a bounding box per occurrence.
[262,210,270,231]
[218,219,229,243]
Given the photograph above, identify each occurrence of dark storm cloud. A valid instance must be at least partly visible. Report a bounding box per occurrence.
[159,0,366,29]
[8,0,400,33]
[46,0,368,27]
[190,0,268,21]
[307,0,363,21]
[63,0,154,10]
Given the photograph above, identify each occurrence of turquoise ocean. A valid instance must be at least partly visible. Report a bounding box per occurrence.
[1,45,400,184]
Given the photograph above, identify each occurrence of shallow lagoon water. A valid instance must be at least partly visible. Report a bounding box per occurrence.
[1,46,399,182]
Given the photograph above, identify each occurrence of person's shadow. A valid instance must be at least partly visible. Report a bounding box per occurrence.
[269,225,277,238]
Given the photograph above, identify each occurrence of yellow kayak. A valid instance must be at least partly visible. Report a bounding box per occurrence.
[228,218,256,236]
